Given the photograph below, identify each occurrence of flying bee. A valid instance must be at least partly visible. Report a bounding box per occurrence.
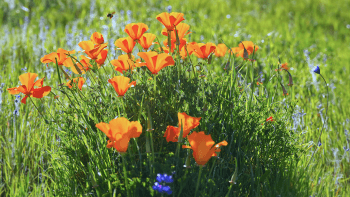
[107,12,116,19]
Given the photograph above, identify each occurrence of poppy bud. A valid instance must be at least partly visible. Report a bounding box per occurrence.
[240,41,249,59]
[280,83,288,96]
[175,27,180,46]
[229,159,238,185]
[208,53,213,64]
[146,133,151,153]
[184,151,192,168]
[178,120,184,143]
[224,61,230,70]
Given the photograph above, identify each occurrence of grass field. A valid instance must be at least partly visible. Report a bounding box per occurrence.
[1,0,350,196]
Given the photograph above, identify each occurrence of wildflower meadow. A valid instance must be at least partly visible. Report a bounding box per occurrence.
[1,0,350,196]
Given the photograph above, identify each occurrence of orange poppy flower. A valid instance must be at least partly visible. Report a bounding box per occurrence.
[115,37,136,54]
[66,77,85,90]
[7,73,51,104]
[230,41,259,59]
[62,56,88,74]
[90,32,104,45]
[275,63,290,71]
[163,38,187,53]
[156,46,170,54]
[108,76,136,97]
[179,42,196,59]
[156,12,185,31]
[161,23,191,41]
[124,23,149,41]
[111,55,144,74]
[95,49,108,65]
[96,117,142,153]
[214,44,227,57]
[78,40,108,60]
[182,131,228,166]
[163,112,201,142]
[40,48,75,66]
[188,42,216,59]
[138,33,156,51]
[266,116,274,122]
[281,62,289,70]
[137,52,175,74]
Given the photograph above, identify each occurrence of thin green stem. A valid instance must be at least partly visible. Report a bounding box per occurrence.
[305,74,329,170]
[194,165,203,197]
[29,97,47,122]
[55,58,62,85]
[121,153,131,197]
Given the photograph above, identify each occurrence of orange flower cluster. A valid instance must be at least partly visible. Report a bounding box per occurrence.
[41,32,108,76]
[9,12,280,169]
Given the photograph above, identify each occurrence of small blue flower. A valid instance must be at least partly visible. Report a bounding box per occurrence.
[162,185,172,195]
[313,66,320,74]
[153,173,173,195]
[318,141,322,146]
[156,173,174,183]
[167,5,172,13]
[152,182,172,195]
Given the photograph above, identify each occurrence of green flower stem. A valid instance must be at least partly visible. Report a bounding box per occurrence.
[225,185,233,197]
[194,165,203,197]
[50,92,68,111]
[247,60,255,111]
[154,74,157,97]
[145,137,152,176]
[305,73,329,170]
[29,97,48,122]
[120,96,126,116]
[106,56,117,76]
[167,31,172,55]
[55,58,62,85]
[149,131,155,170]
[38,98,56,122]
[175,120,183,162]
[121,153,131,197]
[177,169,189,197]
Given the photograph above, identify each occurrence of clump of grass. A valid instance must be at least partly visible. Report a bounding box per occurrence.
[3,11,305,196]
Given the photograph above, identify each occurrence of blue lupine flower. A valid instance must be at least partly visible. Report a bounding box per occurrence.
[313,66,320,74]
[156,173,174,183]
[152,182,172,195]
[153,173,173,195]
[167,5,172,13]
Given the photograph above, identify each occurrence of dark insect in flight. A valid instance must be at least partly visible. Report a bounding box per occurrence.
[107,12,116,19]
